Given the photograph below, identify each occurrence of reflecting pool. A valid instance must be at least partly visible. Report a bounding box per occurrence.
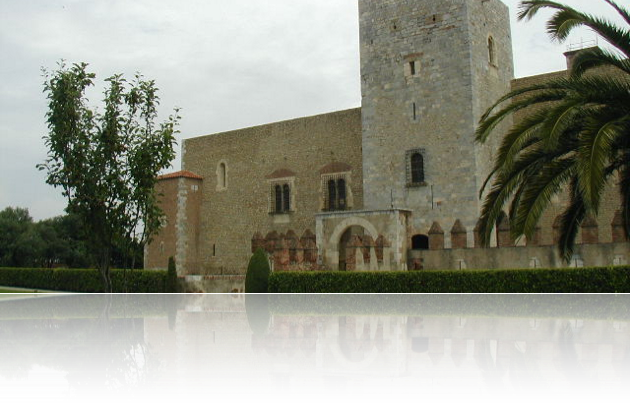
[0,287,630,398]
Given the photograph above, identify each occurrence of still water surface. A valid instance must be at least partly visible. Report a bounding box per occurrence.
[0,294,628,410]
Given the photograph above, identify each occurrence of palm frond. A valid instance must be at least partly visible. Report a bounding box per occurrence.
[476,88,568,143]
[570,47,630,77]
[519,0,630,57]
[604,0,630,27]
[557,179,587,262]
[620,162,630,240]
[576,111,624,212]
[513,159,577,238]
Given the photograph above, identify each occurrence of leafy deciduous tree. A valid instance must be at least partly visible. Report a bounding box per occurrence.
[39,62,179,291]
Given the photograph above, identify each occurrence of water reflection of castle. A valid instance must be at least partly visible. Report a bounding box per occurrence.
[143,296,630,389]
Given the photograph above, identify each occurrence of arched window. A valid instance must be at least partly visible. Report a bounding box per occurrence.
[217,162,227,190]
[282,184,291,212]
[488,36,496,66]
[411,235,429,250]
[411,153,424,183]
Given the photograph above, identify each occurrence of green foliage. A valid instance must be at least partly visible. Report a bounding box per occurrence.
[0,267,170,293]
[0,207,38,267]
[39,62,179,291]
[167,256,178,293]
[0,206,144,270]
[245,249,271,338]
[269,266,630,320]
[476,0,630,261]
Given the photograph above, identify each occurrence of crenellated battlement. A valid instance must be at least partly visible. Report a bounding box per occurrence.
[409,211,629,271]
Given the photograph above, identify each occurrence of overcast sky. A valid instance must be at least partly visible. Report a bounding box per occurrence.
[0,0,625,221]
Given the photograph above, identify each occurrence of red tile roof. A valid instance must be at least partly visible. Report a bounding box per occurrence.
[158,171,203,181]
[266,168,296,179]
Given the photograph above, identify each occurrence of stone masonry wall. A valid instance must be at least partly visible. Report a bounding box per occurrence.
[182,109,363,275]
[359,0,513,247]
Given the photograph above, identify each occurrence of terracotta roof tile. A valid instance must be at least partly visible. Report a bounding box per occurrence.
[266,169,295,179]
[158,171,203,181]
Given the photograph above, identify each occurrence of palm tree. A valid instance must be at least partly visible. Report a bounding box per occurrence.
[475,0,630,260]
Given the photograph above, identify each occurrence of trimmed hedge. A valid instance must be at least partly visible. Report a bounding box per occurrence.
[245,248,271,293]
[0,267,173,293]
[269,266,630,320]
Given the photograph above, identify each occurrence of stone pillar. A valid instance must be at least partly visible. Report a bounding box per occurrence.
[300,230,317,264]
[496,217,514,247]
[553,216,562,244]
[265,231,278,254]
[450,219,467,249]
[274,235,289,270]
[474,220,484,248]
[526,226,541,246]
[581,216,599,244]
[428,222,444,250]
[363,235,375,265]
[612,210,626,243]
[285,230,299,264]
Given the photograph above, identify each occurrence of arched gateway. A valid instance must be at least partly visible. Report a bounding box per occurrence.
[315,209,411,272]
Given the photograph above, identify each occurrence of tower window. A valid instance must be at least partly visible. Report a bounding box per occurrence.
[488,36,496,66]
[409,61,416,76]
[411,153,424,183]
[406,148,427,187]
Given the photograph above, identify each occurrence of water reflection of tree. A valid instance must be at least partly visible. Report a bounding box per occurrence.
[478,323,630,396]
[63,340,162,400]
[63,294,163,400]
[0,319,113,380]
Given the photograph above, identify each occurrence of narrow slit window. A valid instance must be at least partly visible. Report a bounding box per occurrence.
[409,61,416,75]
[488,36,496,66]
[412,103,417,120]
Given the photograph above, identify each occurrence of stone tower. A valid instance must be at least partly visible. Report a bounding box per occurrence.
[359,0,514,240]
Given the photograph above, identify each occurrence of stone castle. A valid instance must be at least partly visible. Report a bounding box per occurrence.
[145,0,628,276]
